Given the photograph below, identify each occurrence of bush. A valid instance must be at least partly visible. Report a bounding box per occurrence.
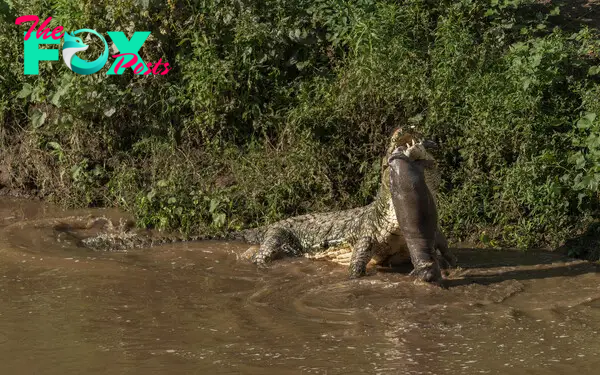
[2,0,600,258]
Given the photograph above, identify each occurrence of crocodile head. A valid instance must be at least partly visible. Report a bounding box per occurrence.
[381,127,441,194]
[388,127,437,158]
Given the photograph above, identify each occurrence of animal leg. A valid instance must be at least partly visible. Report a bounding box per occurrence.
[349,236,374,278]
[434,228,457,270]
[406,239,442,284]
[251,227,303,267]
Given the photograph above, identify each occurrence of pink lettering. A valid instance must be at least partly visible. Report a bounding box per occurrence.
[133,62,145,75]
[152,58,163,75]
[35,17,52,39]
[15,15,64,41]
[111,53,138,74]
[143,62,153,75]
[51,26,64,40]
[15,15,39,41]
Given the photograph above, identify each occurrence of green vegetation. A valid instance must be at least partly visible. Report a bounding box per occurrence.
[1,0,600,259]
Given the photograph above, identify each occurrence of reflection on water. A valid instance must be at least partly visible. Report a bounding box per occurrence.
[0,198,598,374]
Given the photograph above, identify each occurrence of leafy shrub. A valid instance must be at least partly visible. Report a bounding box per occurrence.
[1,0,600,259]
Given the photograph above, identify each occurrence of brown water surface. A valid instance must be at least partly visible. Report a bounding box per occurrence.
[0,198,598,374]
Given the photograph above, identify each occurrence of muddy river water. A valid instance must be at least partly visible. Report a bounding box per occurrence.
[0,197,598,374]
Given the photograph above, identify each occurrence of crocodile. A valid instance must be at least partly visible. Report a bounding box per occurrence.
[237,128,456,278]
[74,127,456,280]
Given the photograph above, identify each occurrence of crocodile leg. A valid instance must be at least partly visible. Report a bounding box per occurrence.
[348,236,374,278]
[251,227,304,267]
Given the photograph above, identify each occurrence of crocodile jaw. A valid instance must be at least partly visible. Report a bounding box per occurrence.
[402,140,435,161]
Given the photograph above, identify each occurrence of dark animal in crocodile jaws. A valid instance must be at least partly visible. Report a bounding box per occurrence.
[388,145,456,284]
